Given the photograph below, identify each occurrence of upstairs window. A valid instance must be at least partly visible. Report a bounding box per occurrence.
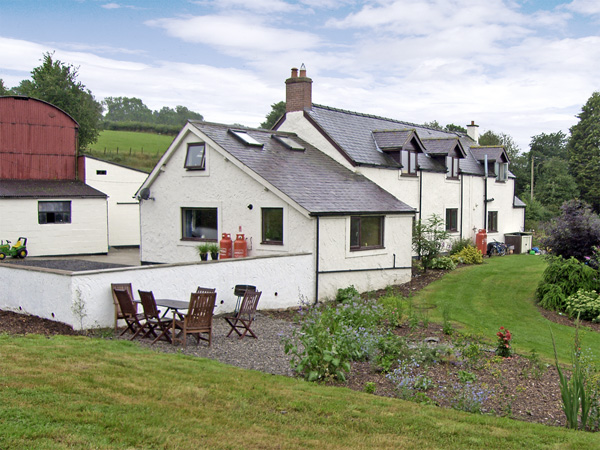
[184,143,206,170]
[446,156,459,179]
[39,201,71,224]
[401,150,418,175]
[445,208,458,232]
[495,162,508,182]
[261,208,283,245]
[488,211,498,233]
[182,207,217,241]
[350,216,384,251]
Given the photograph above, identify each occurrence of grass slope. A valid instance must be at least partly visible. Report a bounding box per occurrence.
[0,334,597,449]
[84,130,175,172]
[414,254,600,364]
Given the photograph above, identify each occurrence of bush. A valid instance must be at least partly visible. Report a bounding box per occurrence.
[412,214,449,272]
[335,285,359,303]
[450,245,483,265]
[430,256,457,270]
[449,237,474,255]
[377,294,404,327]
[536,256,600,312]
[540,199,600,261]
[565,290,600,322]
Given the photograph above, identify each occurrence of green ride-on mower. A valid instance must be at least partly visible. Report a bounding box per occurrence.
[0,237,28,260]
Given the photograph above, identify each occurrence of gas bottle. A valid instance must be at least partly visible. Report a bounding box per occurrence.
[219,233,233,259]
[476,229,487,256]
[233,233,247,258]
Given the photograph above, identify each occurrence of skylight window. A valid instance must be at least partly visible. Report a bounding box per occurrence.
[229,129,263,147]
[272,135,305,151]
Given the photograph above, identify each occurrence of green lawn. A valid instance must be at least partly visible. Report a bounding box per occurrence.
[413,254,600,364]
[0,334,597,449]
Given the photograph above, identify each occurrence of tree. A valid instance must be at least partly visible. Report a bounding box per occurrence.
[412,214,449,272]
[260,101,286,129]
[153,105,203,126]
[13,52,102,150]
[0,79,9,95]
[568,92,600,211]
[535,157,579,214]
[478,130,521,160]
[521,193,553,231]
[103,96,153,123]
[540,199,600,261]
[444,123,467,133]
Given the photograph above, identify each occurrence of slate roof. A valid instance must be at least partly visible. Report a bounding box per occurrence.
[420,137,466,157]
[470,146,509,163]
[0,180,107,198]
[514,196,526,208]
[372,130,415,150]
[188,121,415,216]
[304,105,487,176]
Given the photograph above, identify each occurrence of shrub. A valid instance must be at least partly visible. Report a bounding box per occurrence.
[430,256,457,270]
[449,237,474,255]
[450,245,483,265]
[536,256,600,312]
[377,294,404,327]
[565,290,600,322]
[335,285,360,303]
[540,199,600,261]
[412,214,449,272]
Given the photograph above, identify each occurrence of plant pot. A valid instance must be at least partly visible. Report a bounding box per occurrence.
[210,252,218,260]
[200,253,208,261]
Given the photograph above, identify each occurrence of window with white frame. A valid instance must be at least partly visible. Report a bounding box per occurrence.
[488,211,498,233]
[401,150,418,175]
[445,208,458,232]
[495,162,508,182]
[182,208,217,240]
[38,201,71,224]
[261,207,283,245]
[446,156,459,179]
[184,143,206,170]
[350,216,384,250]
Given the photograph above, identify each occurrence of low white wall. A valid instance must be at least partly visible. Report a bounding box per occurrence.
[0,253,314,330]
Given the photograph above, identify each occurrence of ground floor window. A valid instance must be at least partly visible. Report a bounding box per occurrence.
[182,208,218,241]
[38,201,71,224]
[261,207,283,245]
[445,208,458,232]
[488,211,498,233]
[350,216,384,250]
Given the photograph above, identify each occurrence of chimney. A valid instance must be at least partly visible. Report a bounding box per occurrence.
[466,120,479,144]
[285,63,312,113]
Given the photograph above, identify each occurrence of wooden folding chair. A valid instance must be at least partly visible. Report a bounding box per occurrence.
[196,286,216,294]
[111,283,138,332]
[224,290,262,339]
[138,290,174,345]
[113,288,146,340]
[172,291,217,347]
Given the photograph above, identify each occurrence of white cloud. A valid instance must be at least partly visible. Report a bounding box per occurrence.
[564,0,600,15]
[204,0,301,13]
[101,3,121,9]
[146,15,322,54]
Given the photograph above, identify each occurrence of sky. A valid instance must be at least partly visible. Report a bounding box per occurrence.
[1,0,599,151]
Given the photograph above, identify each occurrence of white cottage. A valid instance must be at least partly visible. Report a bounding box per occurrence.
[138,122,415,299]
[275,67,526,247]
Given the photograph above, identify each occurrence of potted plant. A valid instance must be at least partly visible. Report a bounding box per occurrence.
[196,243,210,261]
[208,243,220,260]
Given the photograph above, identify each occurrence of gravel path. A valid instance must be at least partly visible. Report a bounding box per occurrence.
[119,313,300,377]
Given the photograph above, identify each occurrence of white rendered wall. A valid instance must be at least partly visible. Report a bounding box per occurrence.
[0,198,108,256]
[84,157,147,247]
[140,131,315,264]
[0,253,314,330]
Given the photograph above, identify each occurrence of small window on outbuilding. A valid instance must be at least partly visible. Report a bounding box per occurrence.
[184,143,206,170]
[96,170,107,175]
[350,216,384,250]
[182,207,218,240]
[262,208,283,245]
[39,201,71,224]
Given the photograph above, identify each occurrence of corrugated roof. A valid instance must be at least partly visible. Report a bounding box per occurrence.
[305,105,487,176]
[189,121,414,216]
[0,180,107,198]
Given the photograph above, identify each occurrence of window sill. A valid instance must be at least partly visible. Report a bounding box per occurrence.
[261,241,283,246]
[350,245,384,252]
[181,238,218,242]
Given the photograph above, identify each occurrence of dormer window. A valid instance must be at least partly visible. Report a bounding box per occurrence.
[184,143,206,170]
[495,162,508,182]
[446,156,459,179]
[401,149,418,175]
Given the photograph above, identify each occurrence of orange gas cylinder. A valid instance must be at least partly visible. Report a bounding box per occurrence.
[219,233,233,259]
[233,233,247,258]
[476,229,487,256]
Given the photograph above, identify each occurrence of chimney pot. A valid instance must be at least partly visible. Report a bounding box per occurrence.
[285,65,312,113]
[291,67,298,78]
[299,63,306,77]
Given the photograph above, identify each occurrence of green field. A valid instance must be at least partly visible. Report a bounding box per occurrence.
[83,130,174,172]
